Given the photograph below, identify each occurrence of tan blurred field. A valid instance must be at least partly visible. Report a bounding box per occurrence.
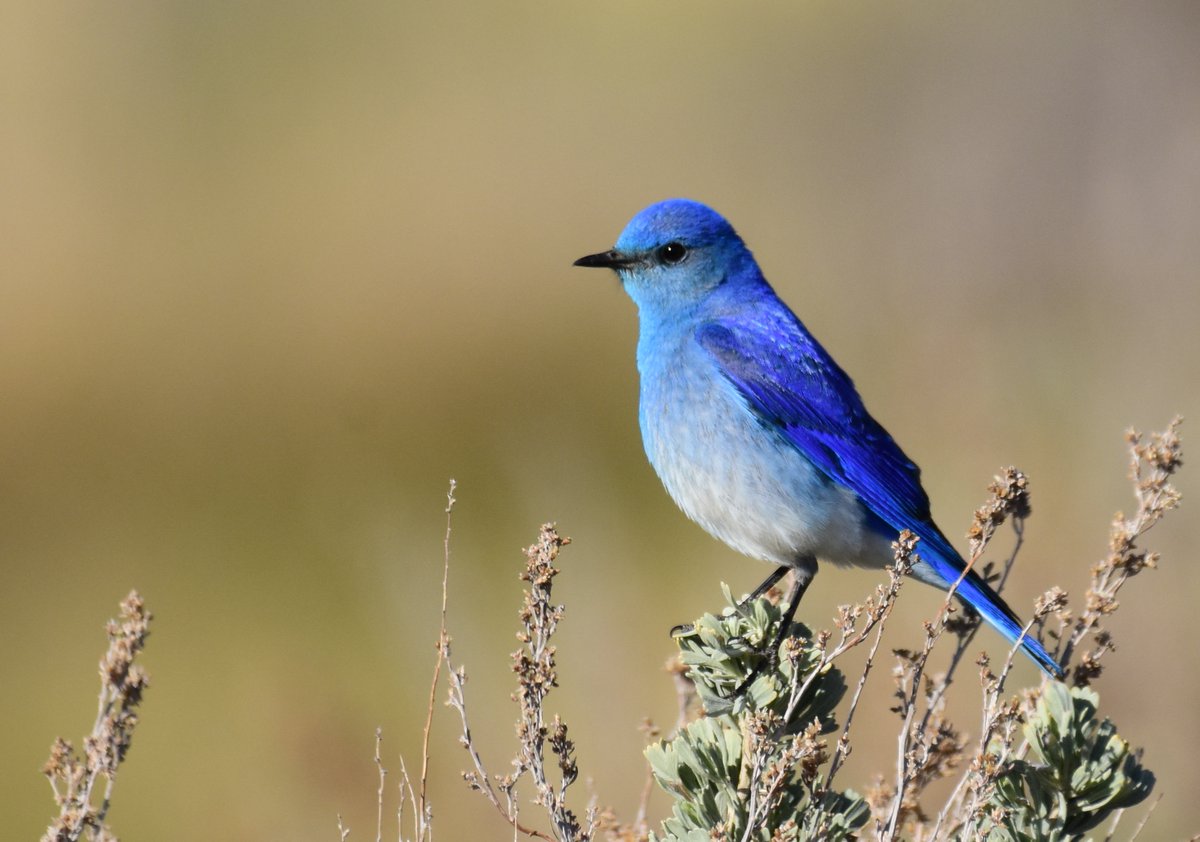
[3,2,1198,839]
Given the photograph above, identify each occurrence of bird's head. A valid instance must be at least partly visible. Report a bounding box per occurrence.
[574,199,753,313]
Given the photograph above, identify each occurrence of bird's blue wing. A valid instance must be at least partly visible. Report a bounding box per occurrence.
[695,314,934,539]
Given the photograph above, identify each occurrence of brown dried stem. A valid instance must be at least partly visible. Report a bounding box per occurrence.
[447,524,594,842]
[41,591,152,842]
[1059,418,1182,684]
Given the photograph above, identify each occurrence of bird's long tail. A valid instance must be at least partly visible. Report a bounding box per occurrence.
[953,566,1063,678]
[917,531,1063,679]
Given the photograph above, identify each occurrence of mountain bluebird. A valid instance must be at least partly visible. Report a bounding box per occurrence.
[574,198,1062,679]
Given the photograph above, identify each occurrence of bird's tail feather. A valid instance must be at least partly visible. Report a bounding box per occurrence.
[953,567,1063,678]
[918,532,1063,679]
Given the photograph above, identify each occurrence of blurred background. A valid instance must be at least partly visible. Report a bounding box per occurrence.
[3,1,1198,838]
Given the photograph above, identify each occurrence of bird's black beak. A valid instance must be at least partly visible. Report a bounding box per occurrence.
[573,249,635,269]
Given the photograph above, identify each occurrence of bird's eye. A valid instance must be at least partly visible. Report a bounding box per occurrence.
[657,242,687,265]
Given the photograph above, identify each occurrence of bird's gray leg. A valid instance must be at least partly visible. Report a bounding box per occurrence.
[669,564,792,637]
[741,565,791,606]
[732,556,818,698]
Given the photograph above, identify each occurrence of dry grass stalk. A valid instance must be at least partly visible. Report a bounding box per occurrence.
[1056,417,1183,685]
[41,590,152,842]
[337,480,456,842]
[447,523,596,842]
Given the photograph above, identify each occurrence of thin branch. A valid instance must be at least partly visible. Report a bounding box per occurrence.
[446,648,556,841]
[825,598,891,788]
[397,754,419,842]
[881,544,982,841]
[1128,794,1163,842]
[375,729,387,842]
[41,591,152,842]
[417,479,458,838]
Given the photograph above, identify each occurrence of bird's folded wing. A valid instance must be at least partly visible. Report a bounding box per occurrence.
[695,318,940,548]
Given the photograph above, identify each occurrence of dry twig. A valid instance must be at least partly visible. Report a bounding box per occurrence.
[41,591,152,842]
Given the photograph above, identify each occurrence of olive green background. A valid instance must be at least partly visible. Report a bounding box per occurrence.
[3,2,1197,838]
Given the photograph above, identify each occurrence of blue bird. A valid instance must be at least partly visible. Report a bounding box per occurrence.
[574,198,1062,679]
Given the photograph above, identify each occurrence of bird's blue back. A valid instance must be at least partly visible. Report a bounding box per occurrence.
[593,198,1060,677]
